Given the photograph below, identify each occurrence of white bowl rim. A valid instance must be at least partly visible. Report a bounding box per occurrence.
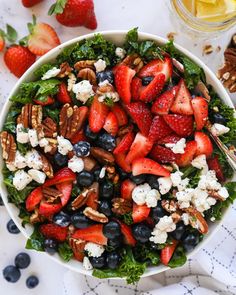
[0,30,234,279]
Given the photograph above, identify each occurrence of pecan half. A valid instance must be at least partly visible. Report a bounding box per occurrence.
[207,190,225,201]
[83,156,97,171]
[71,188,94,210]
[77,68,96,85]
[121,54,144,72]
[69,237,86,261]
[0,131,16,163]
[17,104,32,128]
[90,147,115,165]
[42,187,62,203]
[184,207,208,234]
[57,62,72,78]
[83,207,108,223]
[112,198,132,215]
[31,105,43,129]
[224,48,236,63]
[59,104,81,139]
[40,153,54,178]
[74,60,96,71]
[161,200,178,213]
[42,117,57,138]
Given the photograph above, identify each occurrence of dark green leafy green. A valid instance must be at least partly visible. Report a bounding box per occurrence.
[133,244,160,265]
[103,97,114,107]
[168,246,187,268]
[71,186,81,198]
[18,207,31,227]
[213,148,233,179]
[58,242,73,262]
[34,63,57,79]
[121,212,133,225]
[43,106,60,124]
[17,143,30,155]
[3,103,22,133]
[26,227,44,252]
[181,166,201,188]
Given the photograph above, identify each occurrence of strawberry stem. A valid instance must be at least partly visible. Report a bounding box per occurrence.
[48,0,67,15]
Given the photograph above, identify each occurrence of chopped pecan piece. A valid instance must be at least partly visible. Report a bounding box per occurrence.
[69,237,86,261]
[71,188,94,210]
[30,209,45,224]
[74,60,96,71]
[112,198,132,215]
[40,153,54,178]
[77,68,96,85]
[161,199,178,213]
[194,81,211,101]
[57,62,72,78]
[83,156,97,171]
[90,147,115,165]
[42,187,62,203]
[42,117,57,138]
[0,131,16,163]
[121,54,144,72]
[31,105,43,129]
[59,104,81,139]
[171,212,181,223]
[207,190,225,201]
[184,207,208,234]
[83,207,108,223]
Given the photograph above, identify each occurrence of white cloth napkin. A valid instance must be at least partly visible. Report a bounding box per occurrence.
[63,205,236,295]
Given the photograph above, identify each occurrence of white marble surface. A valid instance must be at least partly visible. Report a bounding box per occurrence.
[0,1,235,294]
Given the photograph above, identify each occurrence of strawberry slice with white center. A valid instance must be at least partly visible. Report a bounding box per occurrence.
[113,131,135,155]
[194,131,213,158]
[56,182,72,206]
[170,79,193,115]
[89,96,109,133]
[175,140,197,167]
[132,203,151,223]
[43,167,76,187]
[114,65,135,104]
[132,157,170,177]
[163,114,193,137]
[138,57,173,81]
[191,96,208,130]
[139,73,165,102]
[125,132,153,164]
[72,224,107,245]
[26,187,43,212]
[121,179,136,200]
[103,111,119,136]
[148,115,173,142]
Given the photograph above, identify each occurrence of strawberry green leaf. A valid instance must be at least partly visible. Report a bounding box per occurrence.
[0,28,6,38]
[27,15,37,34]
[19,36,29,47]
[5,24,17,42]
[48,0,67,15]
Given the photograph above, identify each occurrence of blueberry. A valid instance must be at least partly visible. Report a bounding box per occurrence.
[14,253,31,269]
[97,132,116,151]
[53,212,71,227]
[77,171,94,187]
[71,212,93,229]
[171,222,186,240]
[84,125,98,141]
[98,200,112,217]
[151,201,166,222]
[182,232,200,252]
[107,238,122,249]
[117,167,129,180]
[96,70,114,84]
[43,238,58,254]
[26,275,39,289]
[0,195,4,206]
[3,265,21,283]
[106,252,121,269]
[132,224,152,243]
[93,167,105,183]
[7,219,20,234]
[73,141,90,157]
[89,255,106,269]
[146,175,159,190]
[54,153,68,167]
[142,76,154,86]
[130,174,146,184]
[99,182,114,199]
[212,113,227,125]
[103,221,121,239]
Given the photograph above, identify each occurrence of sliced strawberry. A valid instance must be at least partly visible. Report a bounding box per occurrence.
[151,86,179,115]
[77,106,89,131]
[194,131,213,158]
[39,201,62,216]
[138,57,173,81]
[43,167,76,187]
[163,114,193,137]
[157,134,181,145]
[73,251,85,262]
[33,96,54,106]
[72,224,107,245]
[22,0,43,7]
[191,96,208,130]
[132,157,170,177]
[207,156,225,182]
[131,77,142,101]
[121,179,136,200]
[28,23,60,56]
[86,182,99,210]
[56,182,72,206]
[149,144,178,164]
[103,112,119,136]
[148,115,172,142]
[170,79,193,115]
[114,153,132,173]
[112,103,128,126]
[57,82,72,104]
[160,240,178,266]
[40,223,68,242]
[70,130,87,145]
[176,141,197,167]
[117,221,136,246]
[26,187,43,212]
[125,132,153,164]
[89,96,109,133]
[139,73,165,102]
[132,203,150,223]
[113,131,135,155]
[114,65,136,104]
[126,102,152,136]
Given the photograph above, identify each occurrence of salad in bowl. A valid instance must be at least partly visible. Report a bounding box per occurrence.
[0,28,236,284]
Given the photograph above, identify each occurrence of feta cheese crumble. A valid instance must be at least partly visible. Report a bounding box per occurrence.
[132,183,151,205]
[165,138,186,154]
[150,216,176,244]
[99,167,106,179]
[13,170,32,190]
[191,154,208,174]
[176,189,194,209]
[210,123,230,136]
[28,129,39,147]
[84,242,105,257]
[145,189,161,208]
[115,47,126,59]
[41,67,60,80]
[94,59,106,72]
[68,156,84,173]
[14,151,27,169]
[83,256,93,270]
[25,150,43,170]
[158,177,172,195]
[170,171,189,191]
[72,80,95,104]
[16,124,29,144]
[28,169,46,184]
[57,136,73,155]
[67,73,77,92]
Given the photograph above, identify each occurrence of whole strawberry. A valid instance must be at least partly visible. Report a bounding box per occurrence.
[22,0,44,7]
[4,46,36,78]
[48,0,97,29]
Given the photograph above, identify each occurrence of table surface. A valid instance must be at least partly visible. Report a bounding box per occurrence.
[0,1,235,294]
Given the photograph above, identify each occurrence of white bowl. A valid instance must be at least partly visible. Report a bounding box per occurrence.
[0,31,235,278]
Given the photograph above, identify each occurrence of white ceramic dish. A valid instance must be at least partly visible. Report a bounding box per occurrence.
[0,31,235,278]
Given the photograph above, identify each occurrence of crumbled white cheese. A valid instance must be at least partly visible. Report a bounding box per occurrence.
[73,80,95,104]
[13,170,32,190]
[218,187,229,200]
[57,136,73,155]
[191,154,208,174]
[198,170,221,191]
[210,123,230,136]
[28,129,39,147]
[145,189,161,208]
[67,73,77,92]
[25,150,43,170]
[210,216,216,222]
[99,167,106,179]
[165,138,186,154]
[115,47,126,59]
[16,124,29,144]
[41,67,60,80]
[6,163,17,172]
[149,228,168,244]
[94,59,106,72]
[176,189,194,209]
[14,151,27,169]
[83,256,93,270]
[182,213,190,225]
[170,170,189,191]
[39,138,49,147]
[191,187,216,212]
[84,242,105,257]
[158,177,172,195]
[98,91,120,103]
[68,156,84,173]
[149,216,176,244]
[132,183,151,205]
[28,169,46,184]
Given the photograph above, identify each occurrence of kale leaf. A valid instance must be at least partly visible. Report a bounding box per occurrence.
[3,103,22,133]
[18,207,31,227]
[43,106,60,124]
[34,63,57,79]
[58,242,73,262]
[168,246,187,268]
[212,148,233,180]
[181,166,201,188]
[121,212,133,225]
[133,244,160,265]
[26,227,44,252]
